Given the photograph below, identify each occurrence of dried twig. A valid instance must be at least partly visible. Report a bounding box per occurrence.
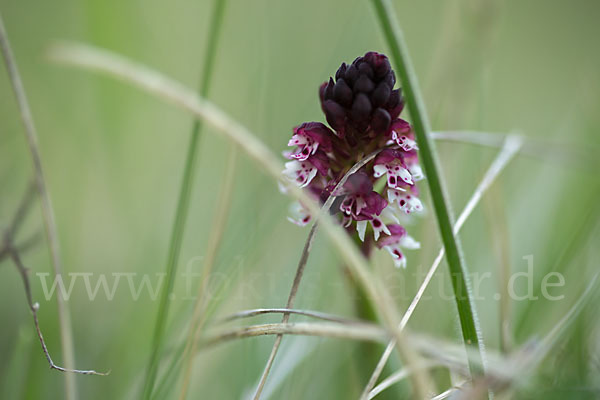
[0,12,78,397]
[1,185,108,376]
[6,248,109,376]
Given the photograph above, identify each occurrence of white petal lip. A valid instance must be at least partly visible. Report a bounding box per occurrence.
[356,220,367,242]
[384,245,407,269]
[301,168,318,187]
[282,160,317,188]
[400,234,421,250]
[397,167,414,185]
[381,207,400,224]
[287,201,312,226]
[373,164,387,178]
[409,163,424,181]
[287,134,308,147]
[374,161,414,188]
[372,218,391,241]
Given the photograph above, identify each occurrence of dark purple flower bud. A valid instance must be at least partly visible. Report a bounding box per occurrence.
[358,62,374,79]
[335,63,347,80]
[333,78,353,107]
[351,93,372,122]
[371,108,391,134]
[322,100,346,135]
[354,75,375,93]
[373,57,391,78]
[364,52,389,76]
[323,78,335,101]
[371,82,391,107]
[386,89,404,119]
[385,71,396,88]
[363,51,376,65]
[344,64,359,84]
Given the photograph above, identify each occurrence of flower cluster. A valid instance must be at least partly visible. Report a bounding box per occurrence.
[282,52,424,268]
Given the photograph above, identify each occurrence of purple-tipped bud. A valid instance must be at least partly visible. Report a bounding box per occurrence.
[354,75,375,93]
[386,89,404,119]
[371,108,391,134]
[371,82,391,107]
[318,52,403,137]
[351,93,372,122]
[323,78,335,101]
[322,100,346,136]
[333,78,353,107]
[358,62,374,79]
[344,64,359,84]
[335,63,347,80]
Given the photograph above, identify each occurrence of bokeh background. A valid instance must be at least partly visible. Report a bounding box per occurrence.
[1,0,599,399]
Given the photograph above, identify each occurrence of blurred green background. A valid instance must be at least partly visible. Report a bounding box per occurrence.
[1,0,599,398]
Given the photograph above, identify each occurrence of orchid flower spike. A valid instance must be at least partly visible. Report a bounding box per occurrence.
[282,52,425,268]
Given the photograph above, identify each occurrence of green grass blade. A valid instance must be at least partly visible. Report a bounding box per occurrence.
[140,1,229,398]
[369,0,486,379]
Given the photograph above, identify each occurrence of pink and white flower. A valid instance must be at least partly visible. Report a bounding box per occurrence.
[282,160,318,187]
[282,149,330,188]
[373,149,414,188]
[287,201,312,226]
[376,224,420,268]
[388,189,423,214]
[287,122,333,161]
[338,172,391,241]
[388,119,418,151]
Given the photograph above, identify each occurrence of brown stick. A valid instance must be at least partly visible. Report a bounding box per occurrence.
[1,183,108,376]
[6,248,108,376]
[0,13,79,397]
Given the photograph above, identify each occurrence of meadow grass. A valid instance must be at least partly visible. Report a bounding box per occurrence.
[1,0,599,399]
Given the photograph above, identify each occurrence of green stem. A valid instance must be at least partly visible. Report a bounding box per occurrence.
[370,0,485,379]
[140,1,228,398]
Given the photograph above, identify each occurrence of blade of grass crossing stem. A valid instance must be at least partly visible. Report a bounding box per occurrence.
[370,0,486,379]
[0,13,78,400]
[141,1,228,398]
[362,135,522,399]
